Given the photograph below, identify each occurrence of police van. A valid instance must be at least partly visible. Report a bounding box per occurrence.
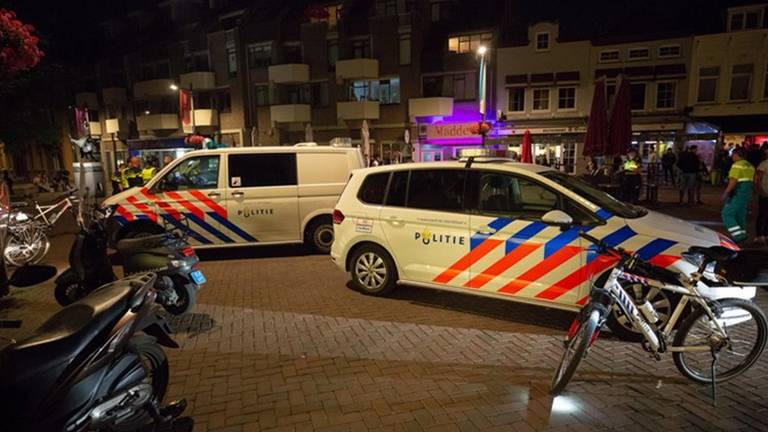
[331,159,756,339]
[103,145,364,252]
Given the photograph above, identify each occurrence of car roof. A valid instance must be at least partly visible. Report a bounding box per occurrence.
[182,146,360,155]
[356,160,557,175]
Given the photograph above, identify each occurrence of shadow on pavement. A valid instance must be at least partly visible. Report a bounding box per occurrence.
[194,244,319,261]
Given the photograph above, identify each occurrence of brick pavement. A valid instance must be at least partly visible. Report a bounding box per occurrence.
[1,187,767,431]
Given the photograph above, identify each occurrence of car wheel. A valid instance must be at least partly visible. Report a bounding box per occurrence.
[349,244,397,296]
[306,219,334,254]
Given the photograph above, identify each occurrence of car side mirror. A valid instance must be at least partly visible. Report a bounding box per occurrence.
[541,210,574,229]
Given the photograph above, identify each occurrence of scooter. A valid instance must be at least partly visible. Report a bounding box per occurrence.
[0,273,188,431]
[54,204,204,315]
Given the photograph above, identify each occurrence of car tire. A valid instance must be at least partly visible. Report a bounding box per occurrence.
[306,219,334,254]
[349,244,397,296]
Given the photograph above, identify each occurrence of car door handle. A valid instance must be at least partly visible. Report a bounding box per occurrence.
[387,215,404,225]
[475,226,497,235]
[231,191,244,198]
[207,191,221,198]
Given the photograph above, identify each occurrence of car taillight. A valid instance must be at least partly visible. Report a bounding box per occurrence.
[182,247,195,257]
[332,209,345,224]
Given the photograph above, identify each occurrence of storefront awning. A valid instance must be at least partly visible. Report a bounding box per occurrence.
[698,115,768,134]
[126,137,191,150]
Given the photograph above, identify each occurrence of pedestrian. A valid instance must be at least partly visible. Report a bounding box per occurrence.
[696,157,709,205]
[3,171,13,196]
[661,148,676,184]
[123,156,144,188]
[622,149,642,204]
[111,163,125,194]
[721,147,755,244]
[676,146,699,205]
[648,145,659,183]
[755,145,768,244]
[747,143,764,168]
[711,149,725,186]
[142,155,159,183]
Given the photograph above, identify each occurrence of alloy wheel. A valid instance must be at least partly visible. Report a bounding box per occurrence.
[354,252,387,291]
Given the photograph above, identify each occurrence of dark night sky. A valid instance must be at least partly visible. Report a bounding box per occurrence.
[0,0,759,66]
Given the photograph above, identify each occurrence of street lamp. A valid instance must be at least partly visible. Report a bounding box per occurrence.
[477,45,489,147]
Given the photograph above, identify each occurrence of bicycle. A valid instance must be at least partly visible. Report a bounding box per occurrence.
[547,211,767,401]
[3,192,78,266]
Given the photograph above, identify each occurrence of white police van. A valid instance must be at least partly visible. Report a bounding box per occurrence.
[103,145,363,252]
[331,159,756,339]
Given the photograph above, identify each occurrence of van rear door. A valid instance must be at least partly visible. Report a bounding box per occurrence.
[225,152,300,244]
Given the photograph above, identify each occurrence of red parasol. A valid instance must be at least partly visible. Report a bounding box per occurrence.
[521,130,533,163]
[583,79,608,157]
[608,76,632,157]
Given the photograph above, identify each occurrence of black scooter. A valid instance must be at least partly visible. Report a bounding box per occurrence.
[0,273,187,431]
[54,205,204,315]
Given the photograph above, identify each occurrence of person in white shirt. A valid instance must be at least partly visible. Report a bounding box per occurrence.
[755,144,768,243]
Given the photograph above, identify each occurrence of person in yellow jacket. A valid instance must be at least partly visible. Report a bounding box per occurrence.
[622,149,642,204]
[110,163,126,194]
[141,155,159,183]
[123,156,144,188]
[721,147,755,244]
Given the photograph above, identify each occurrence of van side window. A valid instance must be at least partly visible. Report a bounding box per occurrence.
[476,171,557,219]
[386,171,408,207]
[159,155,220,191]
[358,172,390,204]
[407,169,465,211]
[228,153,297,187]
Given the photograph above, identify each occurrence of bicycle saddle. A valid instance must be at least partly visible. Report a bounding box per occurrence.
[688,245,737,263]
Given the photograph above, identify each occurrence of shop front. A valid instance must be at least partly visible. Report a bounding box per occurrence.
[415,120,506,162]
[491,123,586,174]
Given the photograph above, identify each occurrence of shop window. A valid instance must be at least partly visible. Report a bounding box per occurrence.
[535,32,549,51]
[407,169,465,211]
[532,88,550,111]
[656,81,676,109]
[730,64,753,101]
[253,84,270,106]
[628,47,649,60]
[358,172,390,204]
[228,153,297,187]
[508,87,525,112]
[448,32,492,54]
[562,143,576,174]
[352,38,371,58]
[386,171,408,207]
[399,33,411,66]
[557,87,576,110]
[630,83,646,110]
[247,44,272,68]
[599,50,620,63]
[160,155,220,191]
[657,45,681,59]
[475,172,557,219]
[697,66,719,103]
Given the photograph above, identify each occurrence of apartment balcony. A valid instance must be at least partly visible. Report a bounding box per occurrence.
[88,121,103,136]
[408,97,454,118]
[75,92,99,109]
[183,109,220,133]
[136,113,179,131]
[179,71,216,90]
[270,104,311,123]
[335,59,378,81]
[268,64,310,84]
[105,118,131,134]
[102,87,127,105]
[133,78,175,99]
[337,101,380,120]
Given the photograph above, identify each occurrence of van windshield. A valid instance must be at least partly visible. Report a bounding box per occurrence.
[541,171,647,219]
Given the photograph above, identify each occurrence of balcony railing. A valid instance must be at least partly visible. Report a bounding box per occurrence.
[268,64,310,84]
[337,100,380,120]
[270,104,311,123]
[335,59,378,81]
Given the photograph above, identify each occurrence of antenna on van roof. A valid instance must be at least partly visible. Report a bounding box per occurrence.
[465,156,475,168]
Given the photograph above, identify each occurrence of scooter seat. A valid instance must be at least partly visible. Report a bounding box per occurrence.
[0,279,135,390]
[688,245,738,263]
[116,233,173,254]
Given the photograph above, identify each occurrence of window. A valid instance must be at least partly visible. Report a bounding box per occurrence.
[430,0,451,22]
[352,38,371,58]
[185,52,209,72]
[535,32,549,51]
[474,172,557,219]
[218,90,232,113]
[557,87,576,110]
[228,153,297,187]
[376,78,400,104]
[282,43,302,63]
[254,84,270,106]
[159,156,220,191]
[730,64,753,101]
[508,87,525,112]
[656,82,676,109]
[657,45,681,58]
[447,33,492,54]
[697,66,719,103]
[386,171,408,206]
[422,73,475,99]
[376,0,397,15]
[728,10,762,31]
[532,88,550,111]
[628,47,649,60]
[399,33,411,66]
[226,33,237,77]
[310,81,329,107]
[247,44,272,68]
[630,83,646,110]
[407,170,465,211]
[599,50,620,63]
[358,172,390,204]
[731,12,745,30]
[328,39,338,70]
[746,11,761,29]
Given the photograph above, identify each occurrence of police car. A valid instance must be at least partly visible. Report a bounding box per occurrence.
[331,159,756,339]
[103,145,363,252]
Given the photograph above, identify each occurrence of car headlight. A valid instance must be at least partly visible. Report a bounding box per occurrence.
[681,251,705,268]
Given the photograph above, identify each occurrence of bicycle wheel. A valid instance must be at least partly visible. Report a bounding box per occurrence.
[673,298,767,384]
[551,307,603,394]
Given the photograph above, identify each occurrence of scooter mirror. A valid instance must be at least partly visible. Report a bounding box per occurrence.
[9,265,57,287]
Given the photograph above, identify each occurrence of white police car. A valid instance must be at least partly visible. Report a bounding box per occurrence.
[331,159,756,339]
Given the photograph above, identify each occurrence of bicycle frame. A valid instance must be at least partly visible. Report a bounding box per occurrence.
[33,198,73,227]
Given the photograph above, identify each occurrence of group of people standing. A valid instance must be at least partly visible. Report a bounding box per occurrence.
[110,154,173,194]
